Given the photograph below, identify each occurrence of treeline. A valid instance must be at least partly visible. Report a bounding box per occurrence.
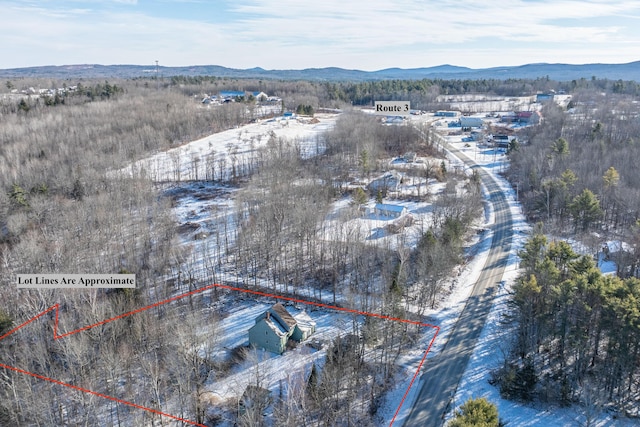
[161,74,640,112]
[321,77,640,107]
[3,81,125,114]
[496,233,640,416]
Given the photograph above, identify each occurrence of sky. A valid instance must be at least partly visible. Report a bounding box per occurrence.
[1,0,639,71]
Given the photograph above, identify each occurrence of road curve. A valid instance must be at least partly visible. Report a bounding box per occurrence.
[403,142,513,426]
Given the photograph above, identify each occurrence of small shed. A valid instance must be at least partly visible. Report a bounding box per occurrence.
[403,152,417,162]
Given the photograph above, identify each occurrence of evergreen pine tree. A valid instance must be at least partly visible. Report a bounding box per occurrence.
[449,397,501,427]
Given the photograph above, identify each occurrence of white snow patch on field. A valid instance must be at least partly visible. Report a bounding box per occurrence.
[119,113,337,182]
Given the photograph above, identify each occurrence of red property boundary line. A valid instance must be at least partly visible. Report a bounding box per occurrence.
[0,283,439,426]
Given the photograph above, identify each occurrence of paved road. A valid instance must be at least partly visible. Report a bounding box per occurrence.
[404,142,513,426]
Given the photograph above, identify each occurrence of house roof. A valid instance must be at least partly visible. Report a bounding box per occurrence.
[265,317,288,336]
[220,90,245,97]
[256,303,296,336]
[253,303,298,336]
[375,203,406,213]
[270,303,297,330]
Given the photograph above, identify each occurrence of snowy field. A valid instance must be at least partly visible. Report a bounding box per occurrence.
[434,93,572,113]
[119,113,338,182]
[436,94,536,113]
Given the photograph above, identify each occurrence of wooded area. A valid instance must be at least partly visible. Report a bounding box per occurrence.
[507,90,640,248]
[0,79,254,424]
[499,84,640,418]
[496,233,639,417]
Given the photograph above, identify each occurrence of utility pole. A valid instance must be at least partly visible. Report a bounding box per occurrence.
[155,60,159,90]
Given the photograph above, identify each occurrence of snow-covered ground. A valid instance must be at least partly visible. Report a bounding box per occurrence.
[433,93,572,113]
[119,113,337,182]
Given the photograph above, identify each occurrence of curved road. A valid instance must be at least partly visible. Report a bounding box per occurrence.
[404,141,513,426]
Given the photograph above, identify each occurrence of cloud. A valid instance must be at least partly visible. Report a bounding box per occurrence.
[1,0,639,69]
[226,0,639,47]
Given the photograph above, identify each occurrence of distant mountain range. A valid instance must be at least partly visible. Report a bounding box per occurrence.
[1,61,640,82]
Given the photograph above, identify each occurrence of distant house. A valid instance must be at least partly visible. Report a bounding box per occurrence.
[435,111,458,117]
[491,134,512,148]
[595,240,640,278]
[375,203,408,219]
[459,117,484,128]
[403,152,417,162]
[248,303,316,354]
[536,93,554,103]
[367,171,403,193]
[220,90,246,101]
[516,111,541,125]
[250,91,268,101]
